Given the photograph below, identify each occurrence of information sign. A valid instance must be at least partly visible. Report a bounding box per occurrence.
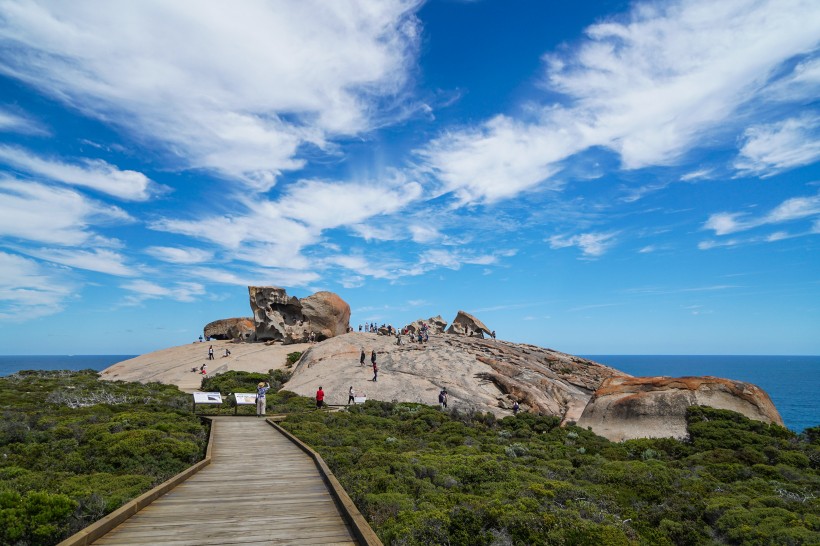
[234,393,257,405]
[192,392,223,404]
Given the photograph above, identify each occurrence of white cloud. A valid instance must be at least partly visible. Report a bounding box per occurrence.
[549,231,617,257]
[186,266,320,288]
[145,246,213,265]
[0,178,131,245]
[419,0,820,203]
[0,251,76,320]
[0,146,165,201]
[0,107,45,134]
[703,194,820,235]
[734,114,820,177]
[0,0,422,189]
[22,248,136,276]
[122,279,205,304]
[151,174,423,272]
[418,114,579,204]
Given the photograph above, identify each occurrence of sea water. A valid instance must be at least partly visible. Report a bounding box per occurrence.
[0,355,135,378]
[585,355,819,433]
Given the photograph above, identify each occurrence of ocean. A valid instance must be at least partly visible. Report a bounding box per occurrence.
[0,355,135,378]
[585,355,819,434]
[0,354,816,433]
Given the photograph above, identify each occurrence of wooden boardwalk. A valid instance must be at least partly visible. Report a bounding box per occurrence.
[93,417,357,546]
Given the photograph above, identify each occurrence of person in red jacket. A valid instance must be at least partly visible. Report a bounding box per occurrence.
[316,386,325,409]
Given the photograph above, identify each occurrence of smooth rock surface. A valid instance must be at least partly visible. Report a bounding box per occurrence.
[404,315,448,334]
[285,332,624,418]
[577,376,785,441]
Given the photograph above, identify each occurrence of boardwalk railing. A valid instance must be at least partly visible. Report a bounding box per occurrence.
[56,416,382,546]
[266,419,383,546]
[57,421,216,546]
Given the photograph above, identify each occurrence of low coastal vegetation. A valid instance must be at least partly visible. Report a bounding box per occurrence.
[282,400,819,545]
[0,370,209,545]
[1,369,817,545]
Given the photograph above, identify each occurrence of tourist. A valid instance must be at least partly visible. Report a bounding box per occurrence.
[370,349,376,368]
[256,381,270,417]
[316,386,325,409]
[223,348,231,357]
[512,400,520,415]
[396,331,402,345]
[438,388,448,409]
[207,345,214,360]
[200,364,207,375]
[372,362,378,382]
[360,347,366,366]
[348,386,355,405]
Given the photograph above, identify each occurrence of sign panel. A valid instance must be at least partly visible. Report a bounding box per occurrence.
[354,396,367,404]
[234,393,257,405]
[193,391,223,404]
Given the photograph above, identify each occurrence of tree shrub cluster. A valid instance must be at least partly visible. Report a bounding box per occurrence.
[281,402,819,545]
[198,370,312,415]
[0,370,209,545]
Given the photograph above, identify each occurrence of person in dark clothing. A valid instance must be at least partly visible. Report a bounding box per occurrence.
[370,350,376,366]
[372,362,378,382]
[360,348,365,366]
[348,386,355,405]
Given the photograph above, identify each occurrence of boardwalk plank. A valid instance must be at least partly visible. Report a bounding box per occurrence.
[92,417,358,546]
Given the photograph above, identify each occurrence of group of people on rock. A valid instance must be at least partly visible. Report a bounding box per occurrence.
[358,347,378,381]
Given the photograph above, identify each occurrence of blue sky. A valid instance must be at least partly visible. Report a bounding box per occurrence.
[0,0,818,356]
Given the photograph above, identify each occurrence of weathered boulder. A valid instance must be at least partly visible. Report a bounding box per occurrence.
[203,318,255,341]
[446,310,492,338]
[405,315,448,334]
[248,286,350,345]
[300,291,351,339]
[577,376,784,442]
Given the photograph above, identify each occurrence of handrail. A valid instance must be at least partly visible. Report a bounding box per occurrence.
[266,418,384,546]
[56,418,216,546]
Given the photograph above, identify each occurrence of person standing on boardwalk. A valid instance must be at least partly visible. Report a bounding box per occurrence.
[316,386,325,409]
[360,347,365,366]
[256,381,270,417]
[348,386,355,405]
[207,345,214,360]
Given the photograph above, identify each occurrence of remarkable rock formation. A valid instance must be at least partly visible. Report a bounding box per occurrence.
[577,376,784,442]
[405,315,448,335]
[447,310,492,338]
[203,318,255,341]
[248,287,350,344]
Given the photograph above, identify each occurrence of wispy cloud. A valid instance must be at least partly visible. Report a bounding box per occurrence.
[145,246,213,265]
[0,178,131,245]
[0,145,165,201]
[703,193,820,235]
[121,279,205,304]
[549,231,618,257]
[0,251,76,320]
[418,0,820,204]
[0,1,423,189]
[734,114,820,177]
[0,107,46,134]
[22,248,136,277]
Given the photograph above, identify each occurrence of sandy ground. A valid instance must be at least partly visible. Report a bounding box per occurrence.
[100,340,312,393]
